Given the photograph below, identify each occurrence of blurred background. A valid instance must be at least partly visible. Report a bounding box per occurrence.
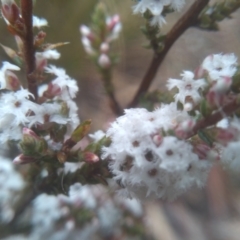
[1,1,240,239]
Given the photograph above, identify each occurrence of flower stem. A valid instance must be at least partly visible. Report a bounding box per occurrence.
[128,0,209,108]
[21,0,37,101]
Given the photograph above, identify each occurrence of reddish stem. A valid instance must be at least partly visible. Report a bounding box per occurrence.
[128,0,209,108]
[21,0,37,100]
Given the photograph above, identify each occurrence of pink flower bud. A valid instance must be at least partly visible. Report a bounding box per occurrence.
[107,14,120,31]
[13,154,37,164]
[100,42,109,53]
[23,127,40,140]
[84,152,99,163]
[98,54,111,68]
[80,25,95,41]
[1,0,20,25]
[152,134,163,147]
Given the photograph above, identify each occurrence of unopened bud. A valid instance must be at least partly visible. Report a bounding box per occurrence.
[80,25,91,37]
[98,54,111,68]
[23,127,40,139]
[100,42,109,53]
[107,14,120,31]
[84,151,99,163]
[81,37,95,55]
[1,0,20,25]
[152,134,163,147]
[13,154,37,164]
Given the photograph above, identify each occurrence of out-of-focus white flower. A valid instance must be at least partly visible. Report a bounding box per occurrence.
[81,37,95,56]
[31,193,69,232]
[80,25,91,37]
[167,70,207,108]
[89,130,105,142]
[0,157,25,222]
[98,54,111,68]
[202,53,238,81]
[32,15,48,28]
[36,49,61,60]
[132,0,186,26]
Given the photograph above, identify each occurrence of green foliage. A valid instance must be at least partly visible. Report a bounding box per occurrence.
[198,0,240,30]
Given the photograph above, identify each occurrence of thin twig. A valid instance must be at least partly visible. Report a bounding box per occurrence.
[21,0,37,101]
[128,0,209,108]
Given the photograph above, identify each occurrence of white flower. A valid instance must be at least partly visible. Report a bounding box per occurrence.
[28,102,69,127]
[167,71,207,106]
[132,0,186,26]
[32,16,48,28]
[202,53,238,81]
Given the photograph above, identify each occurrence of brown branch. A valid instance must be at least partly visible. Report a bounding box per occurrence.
[128,0,210,108]
[21,0,37,101]
[188,96,240,138]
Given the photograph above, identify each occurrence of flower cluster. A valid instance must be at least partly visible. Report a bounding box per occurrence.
[80,6,122,69]
[28,183,149,240]
[167,53,238,111]
[132,0,186,26]
[0,62,79,149]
